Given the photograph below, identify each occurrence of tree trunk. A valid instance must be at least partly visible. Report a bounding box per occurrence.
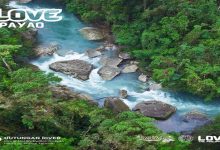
[1,56,12,72]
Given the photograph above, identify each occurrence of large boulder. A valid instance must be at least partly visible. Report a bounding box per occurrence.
[50,85,97,105]
[99,57,122,67]
[133,101,176,120]
[182,111,211,123]
[49,60,93,80]
[122,64,138,73]
[34,44,59,57]
[86,49,102,58]
[98,66,121,80]
[79,27,105,41]
[104,97,130,113]
[119,89,128,99]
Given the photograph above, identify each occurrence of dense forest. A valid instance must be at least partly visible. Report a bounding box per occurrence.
[0,27,189,149]
[65,0,220,100]
[0,18,189,150]
[0,0,220,149]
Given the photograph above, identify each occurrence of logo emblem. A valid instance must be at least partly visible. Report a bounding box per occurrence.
[0,9,63,28]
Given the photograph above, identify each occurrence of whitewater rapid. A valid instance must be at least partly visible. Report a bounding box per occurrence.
[30,52,220,113]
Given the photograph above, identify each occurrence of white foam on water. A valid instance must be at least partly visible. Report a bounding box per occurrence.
[31,52,113,96]
[88,68,106,88]
[123,89,220,115]
[31,51,220,116]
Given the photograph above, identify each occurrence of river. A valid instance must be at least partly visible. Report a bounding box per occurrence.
[8,0,220,133]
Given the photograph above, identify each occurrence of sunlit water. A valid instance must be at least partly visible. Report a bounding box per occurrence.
[9,0,220,133]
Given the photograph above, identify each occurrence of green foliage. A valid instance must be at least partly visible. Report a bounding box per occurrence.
[62,102,189,150]
[65,0,220,100]
[0,28,22,45]
[0,27,36,91]
[0,97,189,149]
[0,25,61,132]
[0,68,61,130]
[8,68,61,100]
[0,45,22,85]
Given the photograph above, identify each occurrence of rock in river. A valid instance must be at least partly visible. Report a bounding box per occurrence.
[133,100,176,120]
[182,111,211,123]
[119,89,128,99]
[122,64,138,73]
[99,57,122,67]
[98,66,121,80]
[86,49,102,58]
[104,97,130,113]
[138,74,149,83]
[118,52,131,60]
[34,44,59,57]
[49,60,93,81]
[130,61,139,65]
[79,27,105,41]
[149,83,162,91]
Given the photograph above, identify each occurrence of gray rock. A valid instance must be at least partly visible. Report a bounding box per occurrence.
[34,44,59,57]
[130,61,139,65]
[122,64,138,73]
[103,43,118,51]
[119,90,128,99]
[104,97,130,113]
[86,49,102,58]
[149,83,162,91]
[98,66,121,80]
[133,100,176,120]
[99,57,122,67]
[78,93,94,101]
[95,46,105,52]
[79,27,105,41]
[138,74,149,83]
[182,111,211,123]
[49,60,93,81]
[119,52,131,60]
